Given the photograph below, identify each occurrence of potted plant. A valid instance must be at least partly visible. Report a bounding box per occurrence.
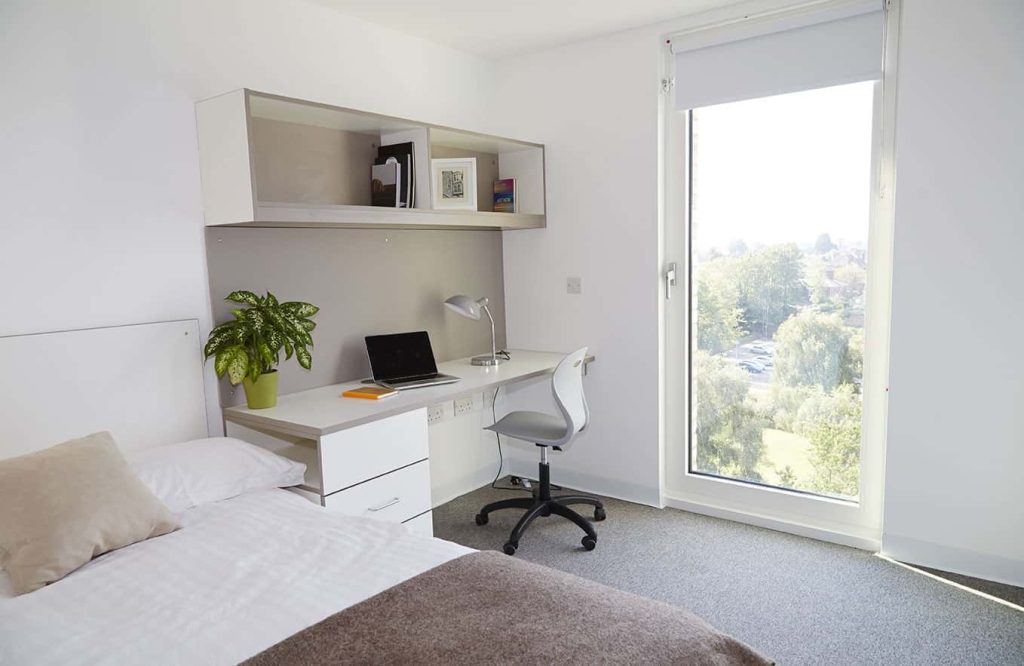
[204,290,319,409]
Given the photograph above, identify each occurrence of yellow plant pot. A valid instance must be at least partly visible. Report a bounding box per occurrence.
[242,371,278,409]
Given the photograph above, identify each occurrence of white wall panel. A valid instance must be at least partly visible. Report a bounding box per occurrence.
[881,0,1024,586]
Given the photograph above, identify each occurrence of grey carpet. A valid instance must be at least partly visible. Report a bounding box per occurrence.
[917,566,1024,609]
[433,483,1024,666]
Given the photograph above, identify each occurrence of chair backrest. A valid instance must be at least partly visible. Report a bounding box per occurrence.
[551,347,589,449]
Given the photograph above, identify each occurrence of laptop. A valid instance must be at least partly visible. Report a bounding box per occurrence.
[365,331,460,390]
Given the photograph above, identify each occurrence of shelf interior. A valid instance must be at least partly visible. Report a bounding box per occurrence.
[242,90,545,222]
[249,92,418,136]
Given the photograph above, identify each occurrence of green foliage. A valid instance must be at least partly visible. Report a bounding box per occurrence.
[694,351,767,481]
[842,330,863,389]
[769,384,817,433]
[695,268,744,353]
[833,263,866,303]
[734,244,808,337]
[792,384,862,437]
[768,383,862,497]
[808,419,861,498]
[773,310,855,392]
[776,465,798,488]
[804,256,831,306]
[814,233,836,254]
[695,244,808,342]
[204,291,319,384]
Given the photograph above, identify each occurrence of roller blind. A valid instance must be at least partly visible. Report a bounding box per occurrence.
[672,3,884,111]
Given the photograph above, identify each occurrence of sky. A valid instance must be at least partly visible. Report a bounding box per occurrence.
[690,81,876,253]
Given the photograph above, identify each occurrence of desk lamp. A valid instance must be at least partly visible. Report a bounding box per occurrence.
[444,295,506,366]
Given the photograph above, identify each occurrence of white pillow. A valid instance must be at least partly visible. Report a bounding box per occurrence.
[127,437,306,513]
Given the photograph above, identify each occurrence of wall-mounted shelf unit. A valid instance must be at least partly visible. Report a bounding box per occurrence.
[195,89,546,230]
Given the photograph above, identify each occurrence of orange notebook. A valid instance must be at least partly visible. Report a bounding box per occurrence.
[342,386,399,400]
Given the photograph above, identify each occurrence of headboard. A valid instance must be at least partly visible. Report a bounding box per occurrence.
[0,319,208,460]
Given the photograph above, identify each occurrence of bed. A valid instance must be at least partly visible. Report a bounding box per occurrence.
[0,321,770,665]
[0,488,470,664]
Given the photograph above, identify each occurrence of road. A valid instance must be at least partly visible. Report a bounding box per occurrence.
[720,341,774,385]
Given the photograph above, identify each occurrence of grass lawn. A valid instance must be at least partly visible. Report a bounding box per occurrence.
[757,428,814,487]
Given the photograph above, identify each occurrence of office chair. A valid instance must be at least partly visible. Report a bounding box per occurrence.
[474,347,605,555]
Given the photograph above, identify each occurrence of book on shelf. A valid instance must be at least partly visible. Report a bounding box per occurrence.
[376,142,416,208]
[493,178,516,213]
[341,386,399,400]
[371,159,401,208]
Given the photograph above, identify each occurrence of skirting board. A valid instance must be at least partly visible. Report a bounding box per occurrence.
[881,533,1024,589]
[663,495,881,552]
[506,458,663,508]
[504,460,877,550]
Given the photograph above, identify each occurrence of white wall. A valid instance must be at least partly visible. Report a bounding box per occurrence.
[0,0,495,434]
[881,0,1024,586]
[489,29,665,506]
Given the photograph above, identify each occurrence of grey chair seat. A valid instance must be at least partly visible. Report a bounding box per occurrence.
[485,411,569,446]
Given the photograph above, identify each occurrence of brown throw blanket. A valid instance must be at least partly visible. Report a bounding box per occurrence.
[243,551,772,665]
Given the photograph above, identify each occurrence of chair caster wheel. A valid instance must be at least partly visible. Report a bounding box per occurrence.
[503,542,517,556]
[475,513,488,526]
[593,507,606,521]
[582,536,597,551]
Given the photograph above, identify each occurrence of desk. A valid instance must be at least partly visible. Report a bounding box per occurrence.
[224,350,590,536]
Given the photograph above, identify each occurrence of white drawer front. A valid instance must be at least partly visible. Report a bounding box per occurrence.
[320,408,428,494]
[323,460,431,524]
[403,511,434,538]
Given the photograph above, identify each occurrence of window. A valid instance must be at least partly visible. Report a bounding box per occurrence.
[689,81,876,500]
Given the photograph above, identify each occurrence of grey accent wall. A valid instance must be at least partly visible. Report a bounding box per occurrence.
[205,227,506,406]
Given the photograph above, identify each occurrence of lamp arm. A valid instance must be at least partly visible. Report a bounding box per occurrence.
[482,304,497,362]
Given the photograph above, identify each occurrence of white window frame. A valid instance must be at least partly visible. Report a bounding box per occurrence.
[659,0,901,550]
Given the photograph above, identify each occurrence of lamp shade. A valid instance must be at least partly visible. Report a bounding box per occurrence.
[444,294,484,320]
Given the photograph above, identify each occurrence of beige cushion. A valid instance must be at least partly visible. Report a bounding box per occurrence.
[0,432,179,595]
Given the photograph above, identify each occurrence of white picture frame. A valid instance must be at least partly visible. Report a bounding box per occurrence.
[431,157,477,210]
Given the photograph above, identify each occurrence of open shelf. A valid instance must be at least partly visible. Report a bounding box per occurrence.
[195,89,546,230]
[238,202,544,230]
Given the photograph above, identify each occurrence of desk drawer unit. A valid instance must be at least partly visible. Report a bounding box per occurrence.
[319,408,428,495]
[402,510,434,537]
[323,459,431,524]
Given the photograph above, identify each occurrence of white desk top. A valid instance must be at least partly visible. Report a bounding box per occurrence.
[223,349,582,439]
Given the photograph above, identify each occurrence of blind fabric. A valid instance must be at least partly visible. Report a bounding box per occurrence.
[673,8,884,111]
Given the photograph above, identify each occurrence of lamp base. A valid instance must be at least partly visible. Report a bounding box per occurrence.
[471,355,507,366]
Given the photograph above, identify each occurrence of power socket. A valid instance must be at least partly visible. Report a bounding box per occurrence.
[566,276,582,294]
[427,403,445,425]
[453,396,475,417]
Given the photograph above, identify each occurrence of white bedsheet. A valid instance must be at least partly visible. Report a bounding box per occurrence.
[0,489,472,665]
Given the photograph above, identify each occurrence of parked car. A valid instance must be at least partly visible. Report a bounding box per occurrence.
[756,356,774,368]
[749,343,771,355]
[737,359,765,373]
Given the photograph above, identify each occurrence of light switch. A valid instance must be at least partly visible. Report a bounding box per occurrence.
[567,276,582,294]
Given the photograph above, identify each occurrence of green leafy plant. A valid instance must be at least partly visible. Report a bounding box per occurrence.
[204,290,319,384]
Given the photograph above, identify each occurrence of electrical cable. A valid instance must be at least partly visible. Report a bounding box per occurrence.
[489,384,532,492]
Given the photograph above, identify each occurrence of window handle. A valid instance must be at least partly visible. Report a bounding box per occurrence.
[368,497,401,512]
[665,262,678,299]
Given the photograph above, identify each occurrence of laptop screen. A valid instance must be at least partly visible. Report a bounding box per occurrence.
[365,331,439,381]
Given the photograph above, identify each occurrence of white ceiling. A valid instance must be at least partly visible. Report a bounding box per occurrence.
[313,0,748,59]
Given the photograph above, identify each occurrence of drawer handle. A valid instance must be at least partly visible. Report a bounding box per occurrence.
[368,497,401,512]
